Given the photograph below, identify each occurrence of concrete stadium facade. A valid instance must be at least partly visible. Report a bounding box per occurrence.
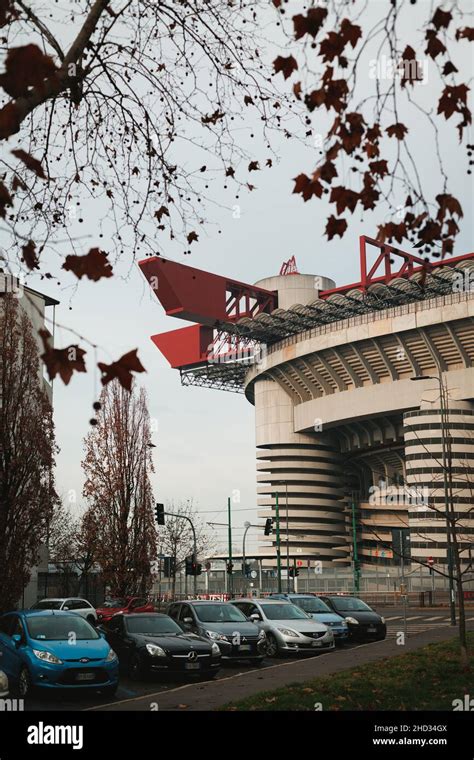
[245,276,474,569]
[140,239,474,571]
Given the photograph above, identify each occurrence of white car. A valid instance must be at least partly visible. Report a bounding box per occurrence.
[0,669,9,698]
[30,597,98,625]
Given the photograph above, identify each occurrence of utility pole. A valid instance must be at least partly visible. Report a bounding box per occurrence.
[351,495,360,594]
[242,521,251,595]
[162,510,198,596]
[275,492,282,593]
[411,373,456,625]
[285,484,290,593]
[227,496,233,598]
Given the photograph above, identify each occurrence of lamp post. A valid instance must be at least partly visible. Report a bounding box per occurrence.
[275,492,282,593]
[242,521,251,593]
[410,373,456,625]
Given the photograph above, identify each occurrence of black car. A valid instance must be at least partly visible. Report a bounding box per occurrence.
[167,600,267,663]
[99,613,221,679]
[318,595,387,641]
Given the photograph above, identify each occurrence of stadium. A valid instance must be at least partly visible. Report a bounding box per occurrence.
[139,237,474,571]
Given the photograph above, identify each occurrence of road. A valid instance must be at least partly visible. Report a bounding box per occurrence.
[24,607,470,711]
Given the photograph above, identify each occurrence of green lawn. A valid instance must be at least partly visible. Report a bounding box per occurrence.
[221,635,474,711]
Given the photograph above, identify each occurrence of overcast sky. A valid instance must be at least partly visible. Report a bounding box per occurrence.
[19,1,473,555]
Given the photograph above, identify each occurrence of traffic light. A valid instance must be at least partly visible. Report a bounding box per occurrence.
[264,518,273,536]
[288,567,295,578]
[294,566,300,577]
[155,503,165,525]
[185,556,202,576]
[242,562,251,577]
[226,561,234,574]
[163,556,175,578]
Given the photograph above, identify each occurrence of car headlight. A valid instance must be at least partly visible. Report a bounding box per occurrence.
[205,630,227,641]
[33,649,63,665]
[0,671,8,693]
[211,643,221,657]
[105,649,117,662]
[258,630,266,640]
[145,643,166,657]
[277,627,300,637]
[345,617,359,625]
[380,617,385,624]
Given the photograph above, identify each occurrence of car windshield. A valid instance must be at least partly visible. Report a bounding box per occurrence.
[125,616,181,635]
[193,604,246,623]
[31,600,62,610]
[260,604,309,620]
[330,597,372,612]
[26,615,100,641]
[293,598,331,614]
[102,599,126,608]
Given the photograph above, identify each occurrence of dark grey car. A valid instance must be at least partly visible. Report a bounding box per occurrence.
[167,600,267,663]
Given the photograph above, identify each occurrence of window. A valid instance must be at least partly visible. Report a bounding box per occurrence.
[192,604,247,623]
[11,617,25,640]
[125,616,182,636]
[0,615,14,636]
[106,616,124,634]
[179,605,194,622]
[130,598,147,609]
[68,600,86,610]
[31,600,62,610]
[167,604,179,620]
[26,615,100,641]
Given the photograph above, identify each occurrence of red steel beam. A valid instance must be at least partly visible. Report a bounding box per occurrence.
[139,256,277,327]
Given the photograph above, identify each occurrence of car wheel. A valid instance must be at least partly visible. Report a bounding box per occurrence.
[97,684,118,699]
[17,667,32,698]
[128,653,145,681]
[265,633,279,658]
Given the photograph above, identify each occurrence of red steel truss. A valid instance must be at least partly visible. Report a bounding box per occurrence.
[139,236,474,380]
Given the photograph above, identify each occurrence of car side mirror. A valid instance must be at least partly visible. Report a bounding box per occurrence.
[249,613,261,622]
[183,617,193,625]
[63,606,70,611]
[12,634,22,648]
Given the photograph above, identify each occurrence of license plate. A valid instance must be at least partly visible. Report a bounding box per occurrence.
[185,662,200,670]
[239,645,251,651]
[76,672,95,681]
[311,640,322,647]
[367,626,377,633]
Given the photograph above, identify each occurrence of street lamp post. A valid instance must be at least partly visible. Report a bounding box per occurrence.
[411,373,456,625]
[275,492,282,593]
[242,521,251,594]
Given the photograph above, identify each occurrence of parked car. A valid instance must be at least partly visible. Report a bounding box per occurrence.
[269,594,349,643]
[31,598,97,625]
[100,613,221,680]
[230,598,334,657]
[96,597,155,623]
[318,595,386,641]
[0,669,9,698]
[0,610,119,698]
[167,600,267,663]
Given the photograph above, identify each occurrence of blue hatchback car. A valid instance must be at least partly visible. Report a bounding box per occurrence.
[0,610,119,698]
[269,594,349,642]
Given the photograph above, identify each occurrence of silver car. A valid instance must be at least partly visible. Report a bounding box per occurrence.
[230,598,334,657]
